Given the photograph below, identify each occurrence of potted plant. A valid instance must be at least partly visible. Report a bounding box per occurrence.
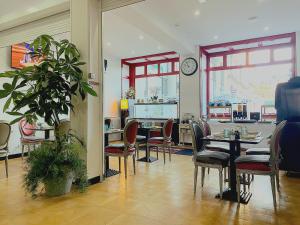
[0,34,97,197]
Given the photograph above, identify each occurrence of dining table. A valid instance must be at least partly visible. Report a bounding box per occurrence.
[137,126,162,163]
[202,132,264,204]
[104,129,123,178]
[27,125,54,139]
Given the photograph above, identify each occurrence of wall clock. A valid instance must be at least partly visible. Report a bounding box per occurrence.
[181,57,198,76]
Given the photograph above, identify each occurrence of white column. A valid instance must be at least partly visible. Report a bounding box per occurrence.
[70,0,103,180]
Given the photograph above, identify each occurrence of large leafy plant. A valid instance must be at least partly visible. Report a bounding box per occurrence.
[0,34,97,129]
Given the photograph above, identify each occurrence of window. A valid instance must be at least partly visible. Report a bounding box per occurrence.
[135,66,145,76]
[249,50,270,64]
[210,56,223,67]
[147,64,158,75]
[227,53,246,66]
[274,47,292,61]
[160,62,172,73]
[174,62,180,71]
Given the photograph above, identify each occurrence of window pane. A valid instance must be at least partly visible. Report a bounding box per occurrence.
[209,63,292,112]
[148,77,162,98]
[227,53,246,66]
[162,75,179,100]
[135,78,148,100]
[249,50,270,64]
[174,62,179,71]
[135,66,145,76]
[147,64,158,75]
[274,47,292,61]
[210,56,223,67]
[160,62,172,73]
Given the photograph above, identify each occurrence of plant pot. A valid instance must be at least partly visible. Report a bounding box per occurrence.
[44,172,74,197]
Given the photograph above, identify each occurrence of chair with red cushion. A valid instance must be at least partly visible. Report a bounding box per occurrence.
[235,120,287,207]
[19,119,44,159]
[147,119,174,164]
[105,120,138,179]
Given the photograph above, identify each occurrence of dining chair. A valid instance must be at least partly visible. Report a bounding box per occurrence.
[147,119,174,164]
[19,119,44,159]
[235,120,287,207]
[190,122,230,199]
[105,120,138,179]
[0,122,11,178]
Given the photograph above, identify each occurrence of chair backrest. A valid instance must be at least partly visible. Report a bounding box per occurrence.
[57,120,71,137]
[199,118,211,136]
[0,121,11,149]
[163,119,174,140]
[19,118,36,137]
[123,120,139,149]
[190,122,205,156]
[270,120,287,165]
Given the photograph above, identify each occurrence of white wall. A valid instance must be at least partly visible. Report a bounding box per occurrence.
[0,20,70,155]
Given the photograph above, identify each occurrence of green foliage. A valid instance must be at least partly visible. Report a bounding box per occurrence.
[0,34,97,127]
[24,135,88,197]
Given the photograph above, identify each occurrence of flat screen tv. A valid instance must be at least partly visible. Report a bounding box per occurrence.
[11,43,41,69]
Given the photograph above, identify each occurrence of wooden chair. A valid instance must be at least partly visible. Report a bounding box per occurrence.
[235,120,287,207]
[190,122,230,199]
[0,121,11,178]
[105,120,138,179]
[147,119,174,164]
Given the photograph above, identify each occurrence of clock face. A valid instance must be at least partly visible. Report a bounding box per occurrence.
[181,57,198,76]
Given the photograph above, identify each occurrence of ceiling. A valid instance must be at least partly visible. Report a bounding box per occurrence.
[1,0,300,60]
[0,0,67,24]
[103,0,300,59]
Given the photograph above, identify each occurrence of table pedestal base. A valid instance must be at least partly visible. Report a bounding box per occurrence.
[137,156,158,163]
[105,169,120,178]
[215,189,252,204]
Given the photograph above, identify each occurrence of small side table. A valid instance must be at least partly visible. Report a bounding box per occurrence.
[179,124,191,146]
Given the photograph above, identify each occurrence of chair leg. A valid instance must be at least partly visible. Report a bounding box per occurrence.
[219,168,223,199]
[5,155,8,178]
[124,157,128,179]
[271,175,277,208]
[21,144,24,159]
[201,167,206,187]
[207,168,210,175]
[163,146,166,164]
[169,146,171,162]
[194,165,198,196]
[156,146,159,160]
[133,154,136,175]
[118,157,121,173]
[276,169,280,192]
[247,174,251,190]
[236,172,241,203]
[136,143,140,159]
[243,174,246,192]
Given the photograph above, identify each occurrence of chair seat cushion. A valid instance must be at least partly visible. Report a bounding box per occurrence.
[148,137,166,145]
[196,150,230,166]
[246,148,270,155]
[136,135,147,142]
[205,144,230,153]
[105,143,135,154]
[235,155,271,171]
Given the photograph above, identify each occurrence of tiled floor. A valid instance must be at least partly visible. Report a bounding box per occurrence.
[0,153,300,225]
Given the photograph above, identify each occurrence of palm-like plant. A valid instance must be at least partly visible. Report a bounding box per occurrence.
[0,34,96,132]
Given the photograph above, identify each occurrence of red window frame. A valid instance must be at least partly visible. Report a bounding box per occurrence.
[121,51,180,89]
[200,32,297,112]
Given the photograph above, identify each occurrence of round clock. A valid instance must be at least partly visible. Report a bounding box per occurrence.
[181,57,198,76]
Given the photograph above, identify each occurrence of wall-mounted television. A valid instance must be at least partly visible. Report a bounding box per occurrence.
[11,43,41,69]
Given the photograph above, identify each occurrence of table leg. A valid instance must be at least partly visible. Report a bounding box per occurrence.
[216,142,252,204]
[104,133,120,178]
[137,129,158,163]
[45,130,50,139]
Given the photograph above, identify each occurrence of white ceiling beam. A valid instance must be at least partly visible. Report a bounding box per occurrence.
[0,2,70,32]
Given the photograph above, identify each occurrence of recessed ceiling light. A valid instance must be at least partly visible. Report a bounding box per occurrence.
[194,10,200,16]
[106,42,111,47]
[139,35,144,40]
[264,26,270,31]
[213,35,219,40]
[198,0,207,4]
[131,50,135,54]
